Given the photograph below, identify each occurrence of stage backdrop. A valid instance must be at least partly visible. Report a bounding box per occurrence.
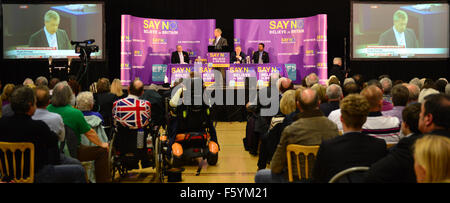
[120,15,215,85]
[234,14,328,84]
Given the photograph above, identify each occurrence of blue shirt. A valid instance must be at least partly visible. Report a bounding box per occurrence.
[43,26,58,49]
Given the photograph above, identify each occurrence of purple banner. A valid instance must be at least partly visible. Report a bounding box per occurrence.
[234,14,327,84]
[166,64,216,87]
[207,52,230,65]
[121,15,216,85]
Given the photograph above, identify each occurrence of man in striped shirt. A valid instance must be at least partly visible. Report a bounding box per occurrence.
[360,85,401,143]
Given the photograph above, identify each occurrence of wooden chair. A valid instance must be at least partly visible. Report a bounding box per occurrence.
[286,144,319,182]
[0,142,35,183]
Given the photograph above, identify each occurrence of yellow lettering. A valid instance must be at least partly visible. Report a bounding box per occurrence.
[282,20,289,29]
[269,21,276,29]
[162,21,169,30]
[276,21,284,29]
[291,20,297,29]
[143,20,149,29]
[154,20,160,29]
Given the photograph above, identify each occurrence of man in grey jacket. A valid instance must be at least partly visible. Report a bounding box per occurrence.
[255,88,339,183]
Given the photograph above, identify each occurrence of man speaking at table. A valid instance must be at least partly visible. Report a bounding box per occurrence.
[378,10,419,48]
[171,45,190,64]
[212,28,228,51]
[28,10,72,50]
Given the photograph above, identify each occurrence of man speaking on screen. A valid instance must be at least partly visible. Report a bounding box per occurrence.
[28,10,72,50]
[378,10,419,48]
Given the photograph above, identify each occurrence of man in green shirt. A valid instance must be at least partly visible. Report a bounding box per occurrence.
[48,81,110,182]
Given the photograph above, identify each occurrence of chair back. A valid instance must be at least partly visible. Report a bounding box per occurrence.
[386,142,396,149]
[0,142,35,183]
[63,125,79,158]
[286,144,319,182]
[328,166,370,183]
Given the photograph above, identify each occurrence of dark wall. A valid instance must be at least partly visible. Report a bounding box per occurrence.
[1,0,449,88]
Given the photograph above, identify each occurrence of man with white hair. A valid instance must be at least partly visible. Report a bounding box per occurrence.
[378,9,419,48]
[320,84,343,117]
[23,78,34,86]
[305,73,319,87]
[403,83,420,105]
[409,77,422,90]
[343,78,355,87]
[28,10,72,50]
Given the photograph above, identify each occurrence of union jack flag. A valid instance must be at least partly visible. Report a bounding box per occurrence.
[113,97,151,129]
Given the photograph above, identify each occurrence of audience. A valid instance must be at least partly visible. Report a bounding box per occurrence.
[434,79,447,93]
[312,94,387,182]
[343,82,359,97]
[446,83,450,95]
[418,88,439,103]
[366,93,450,183]
[327,75,340,87]
[48,81,111,182]
[0,86,86,183]
[382,84,409,122]
[413,135,450,183]
[35,76,48,87]
[1,84,15,106]
[305,73,319,87]
[94,78,117,133]
[319,84,343,117]
[32,86,65,142]
[380,77,393,104]
[49,78,60,95]
[311,83,327,104]
[111,78,127,99]
[409,77,422,90]
[368,79,393,111]
[328,85,401,142]
[255,88,339,183]
[403,83,420,105]
[343,78,355,87]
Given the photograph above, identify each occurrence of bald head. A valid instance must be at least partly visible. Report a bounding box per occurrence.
[129,79,144,96]
[297,88,319,112]
[360,85,383,111]
[35,86,50,108]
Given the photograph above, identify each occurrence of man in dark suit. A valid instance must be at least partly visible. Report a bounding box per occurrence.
[365,94,450,183]
[230,45,246,64]
[171,45,190,64]
[252,43,270,64]
[212,28,228,51]
[378,10,419,48]
[28,10,72,50]
[312,94,387,183]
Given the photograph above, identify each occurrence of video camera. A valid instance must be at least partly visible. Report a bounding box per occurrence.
[71,39,99,57]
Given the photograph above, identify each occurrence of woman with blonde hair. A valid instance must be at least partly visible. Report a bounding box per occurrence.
[110,79,126,99]
[414,135,450,183]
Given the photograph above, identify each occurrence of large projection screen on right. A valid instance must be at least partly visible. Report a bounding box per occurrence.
[352,2,449,59]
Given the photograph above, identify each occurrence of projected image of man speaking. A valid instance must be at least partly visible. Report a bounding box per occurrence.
[28,10,72,50]
[378,10,419,48]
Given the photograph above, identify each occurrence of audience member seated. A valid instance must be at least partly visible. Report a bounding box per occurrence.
[327,75,340,87]
[1,84,15,106]
[257,89,296,170]
[111,78,127,99]
[368,79,393,111]
[305,73,319,87]
[311,83,327,104]
[403,83,420,105]
[48,81,111,182]
[409,77,422,90]
[418,87,439,103]
[319,84,343,117]
[329,85,401,141]
[35,76,48,87]
[23,78,34,88]
[94,78,118,135]
[380,77,393,104]
[413,135,450,183]
[32,86,65,142]
[434,79,447,93]
[312,94,387,182]
[366,93,450,182]
[0,86,86,183]
[140,84,164,126]
[446,83,450,95]
[343,82,360,97]
[382,84,409,122]
[343,78,355,87]
[255,88,339,183]
[48,78,60,95]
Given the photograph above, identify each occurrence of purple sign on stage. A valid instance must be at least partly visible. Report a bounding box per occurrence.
[121,15,216,85]
[234,14,328,84]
